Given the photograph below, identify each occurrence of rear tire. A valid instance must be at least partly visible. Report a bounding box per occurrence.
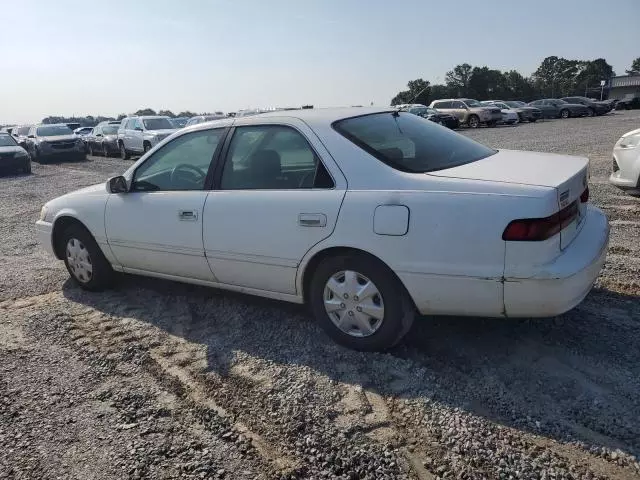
[59,224,113,291]
[308,254,415,351]
[587,108,595,117]
[467,115,480,128]
[119,142,129,160]
[560,109,570,119]
[143,142,151,154]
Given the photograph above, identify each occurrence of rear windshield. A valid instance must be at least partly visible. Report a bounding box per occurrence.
[0,134,18,147]
[16,126,31,135]
[333,112,496,173]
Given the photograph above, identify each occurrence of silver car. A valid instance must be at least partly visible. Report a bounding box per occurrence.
[610,128,640,195]
[117,116,177,159]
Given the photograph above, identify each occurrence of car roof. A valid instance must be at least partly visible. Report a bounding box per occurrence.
[126,115,170,120]
[181,107,394,132]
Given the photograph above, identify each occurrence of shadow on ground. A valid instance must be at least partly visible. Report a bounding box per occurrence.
[62,274,640,459]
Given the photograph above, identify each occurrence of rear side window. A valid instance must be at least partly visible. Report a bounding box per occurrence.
[333,112,496,173]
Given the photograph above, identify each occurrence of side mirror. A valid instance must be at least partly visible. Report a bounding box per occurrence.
[108,176,128,194]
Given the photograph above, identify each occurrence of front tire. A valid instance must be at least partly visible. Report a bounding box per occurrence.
[60,224,113,291]
[103,144,109,157]
[309,254,414,351]
[560,109,570,119]
[143,142,151,154]
[467,115,480,128]
[587,108,595,117]
[119,142,129,160]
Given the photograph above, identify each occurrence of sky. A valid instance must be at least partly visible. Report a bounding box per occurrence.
[1,0,638,124]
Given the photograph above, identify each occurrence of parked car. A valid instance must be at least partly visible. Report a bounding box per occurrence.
[561,97,609,116]
[35,108,608,351]
[615,94,640,110]
[85,124,120,157]
[117,116,177,159]
[485,100,542,122]
[12,125,32,149]
[74,127,94,136]
[184,115,227,127]
[480,101,518,125]
[528,99,589,118]
[25,124,85,163]
[430,99,502,128]
[396,104,459,129]
[609,127,640,195]
[171,117,190,128]
[0,132,31,174]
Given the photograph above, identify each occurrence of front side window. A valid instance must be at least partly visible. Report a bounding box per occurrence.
[143,118,174,130]
[36,125,72,136]
[131,129,224,192]
[220,125,333,190]
[333,112,496,173]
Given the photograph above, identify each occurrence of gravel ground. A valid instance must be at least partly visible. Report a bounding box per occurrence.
[1,111,639,479]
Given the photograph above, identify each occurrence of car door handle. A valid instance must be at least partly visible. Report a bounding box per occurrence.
[178,210,198,221]
[298,213,326,227]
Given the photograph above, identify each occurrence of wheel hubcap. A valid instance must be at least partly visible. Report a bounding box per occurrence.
[66,238,93,283]
[323,270,384,337]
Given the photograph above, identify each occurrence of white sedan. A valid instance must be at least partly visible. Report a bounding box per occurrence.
[481,101,519,125]
[609,127,640,195]
[36,108,609,351]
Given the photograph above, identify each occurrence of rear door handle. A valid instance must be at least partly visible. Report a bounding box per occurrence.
[178,210,198,221]
[298,213,326,227]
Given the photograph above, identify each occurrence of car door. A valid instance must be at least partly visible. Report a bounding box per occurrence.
[130,118,144,152]
[104,127,227,280]
[202,119,346,295]
[449,101,466,121]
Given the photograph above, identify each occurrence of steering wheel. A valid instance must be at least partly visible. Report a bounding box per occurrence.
[170,164,206,187]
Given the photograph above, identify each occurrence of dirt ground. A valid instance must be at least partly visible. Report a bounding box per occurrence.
[1,111,639,479]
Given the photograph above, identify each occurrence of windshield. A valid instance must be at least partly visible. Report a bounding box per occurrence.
[333,112,496,173]
[408,107,435,116]
[36,125,72,136]
[463,99,483,107]
[505,101,524,108]
[16,126,31,135]
[103,126,118,135]
[171,118,188,127]
[0,134,18,147]
[143,118,174,130]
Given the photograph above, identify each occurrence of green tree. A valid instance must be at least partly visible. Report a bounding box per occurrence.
[625,57,640,75]
[117,113,126,121]
[390,78,431,105]
[177,111,197,118]
[134,108,157,116]
[445,63,473,97]
[158,110,175,118]
[575,58,615,96]
[502,70,534,100]
[532,56,582,97]
[468,67,507,100]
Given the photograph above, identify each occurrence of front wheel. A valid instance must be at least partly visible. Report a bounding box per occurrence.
[60,224,113,291]
[587,108,595,117]
[143,142,151,154]
[529,118,537,123]
[119,142,129,160]
[309,254,414,351]
[560,109,570,119]
[467,115,480,128]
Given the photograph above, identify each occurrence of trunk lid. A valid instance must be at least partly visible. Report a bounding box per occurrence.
[429,149,589,248]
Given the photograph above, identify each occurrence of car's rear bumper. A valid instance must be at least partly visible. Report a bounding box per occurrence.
[36,220,55,257]
[503,205,609,317]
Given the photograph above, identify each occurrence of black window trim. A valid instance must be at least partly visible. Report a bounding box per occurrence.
[331,111,496,174]
[211,123,336,191]
[129,126,231,193]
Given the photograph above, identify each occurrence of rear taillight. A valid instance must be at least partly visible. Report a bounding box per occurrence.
[503,201,579,241]
[580,187,589,203]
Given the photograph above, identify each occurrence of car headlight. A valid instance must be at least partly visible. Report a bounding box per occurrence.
[39,205,49,221]
[615,133,640,149]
